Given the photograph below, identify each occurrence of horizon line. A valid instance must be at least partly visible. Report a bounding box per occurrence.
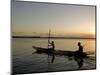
[12,35,96,39]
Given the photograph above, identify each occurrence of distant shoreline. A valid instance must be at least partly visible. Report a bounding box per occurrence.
[12,36,95,39]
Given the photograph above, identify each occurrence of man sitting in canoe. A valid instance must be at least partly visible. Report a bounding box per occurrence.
[74,42,84,69]
[48,41,55,63]
[48,41,55,50]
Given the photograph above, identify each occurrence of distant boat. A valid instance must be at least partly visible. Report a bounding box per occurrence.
[32,30,94,57]
[32,46,94,58]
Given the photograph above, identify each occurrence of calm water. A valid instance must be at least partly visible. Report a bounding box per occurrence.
[12,38,96,74]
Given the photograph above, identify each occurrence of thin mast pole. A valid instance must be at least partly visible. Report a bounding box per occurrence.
[48,29,51,48]
[47,29,51,64]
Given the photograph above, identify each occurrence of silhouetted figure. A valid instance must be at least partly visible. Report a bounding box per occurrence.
[48,41,55,50]
[74,42,84,69]
[48,41,55,63]
[78,42,83,53]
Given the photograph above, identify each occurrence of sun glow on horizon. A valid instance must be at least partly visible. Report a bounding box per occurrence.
[12,1,96,38]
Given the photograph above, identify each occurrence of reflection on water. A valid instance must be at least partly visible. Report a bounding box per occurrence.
[12,38,96,74]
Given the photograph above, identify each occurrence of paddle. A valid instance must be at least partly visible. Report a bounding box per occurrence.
[47,29,51,64]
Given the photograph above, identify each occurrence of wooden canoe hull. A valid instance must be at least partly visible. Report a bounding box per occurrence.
[32,46,88,57]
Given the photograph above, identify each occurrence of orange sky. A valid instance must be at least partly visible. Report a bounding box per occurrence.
[12,1,96,38]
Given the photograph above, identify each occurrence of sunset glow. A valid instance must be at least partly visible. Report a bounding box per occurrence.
[12,1,96,38]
